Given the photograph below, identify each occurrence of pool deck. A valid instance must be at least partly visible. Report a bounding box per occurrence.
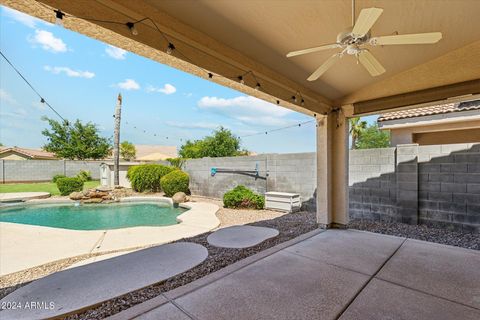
[0,192,50,203]
[0,198,220,276]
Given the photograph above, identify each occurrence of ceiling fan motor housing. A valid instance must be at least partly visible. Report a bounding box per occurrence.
[337,27,370,46]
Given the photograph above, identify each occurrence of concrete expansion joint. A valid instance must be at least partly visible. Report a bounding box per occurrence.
[161,293,198,320]
[336,237,407,319]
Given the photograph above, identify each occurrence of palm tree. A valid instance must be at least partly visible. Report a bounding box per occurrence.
[349,117,367,150]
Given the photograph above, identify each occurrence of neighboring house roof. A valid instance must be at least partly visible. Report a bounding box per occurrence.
[378,100,480,122]
[134,145,177,160]
[136,152,174,161]
[0,147,57,160]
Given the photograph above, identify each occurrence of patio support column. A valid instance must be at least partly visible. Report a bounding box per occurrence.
[316,109,349,228]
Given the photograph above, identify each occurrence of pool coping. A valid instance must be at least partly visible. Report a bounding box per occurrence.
[0,197,220,276]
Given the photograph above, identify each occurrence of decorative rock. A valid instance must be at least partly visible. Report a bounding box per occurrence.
[83,198,103,204]
[89,191,109,198]
[96,186,113,192]
[69,192,84,200]
[207,225,279,248]
[172,192,188,204]
[0,243,208,319]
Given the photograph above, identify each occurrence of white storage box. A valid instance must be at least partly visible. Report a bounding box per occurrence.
[265,192,301,213]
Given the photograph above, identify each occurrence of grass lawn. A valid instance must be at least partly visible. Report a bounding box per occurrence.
[0,180,100,196]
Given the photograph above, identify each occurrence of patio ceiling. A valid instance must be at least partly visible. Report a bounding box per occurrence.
[3,0,480,115]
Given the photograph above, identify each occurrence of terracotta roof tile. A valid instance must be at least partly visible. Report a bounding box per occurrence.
[378,100,480,122]
[0,147,57,159]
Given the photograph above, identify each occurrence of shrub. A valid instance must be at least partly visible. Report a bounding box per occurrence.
[52,174,66,183]
[223,185,265,209]
[126,164,176,192]
[166,157,186,169]
[56,177,84,196]
[161,170,190,197]
[76,170,92,182]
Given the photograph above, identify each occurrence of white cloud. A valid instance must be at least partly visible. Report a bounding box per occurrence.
[105,45,127,60]
[29,29,67,53]
[165,121,220,130]
[44,65,95,78]
[115,79,140,90]
[0,89,18,106]
[146,84,176,95]
[2,6,48,28]
[197,95,293,127]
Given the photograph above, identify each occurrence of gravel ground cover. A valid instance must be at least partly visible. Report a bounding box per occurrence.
[348,219,480,250]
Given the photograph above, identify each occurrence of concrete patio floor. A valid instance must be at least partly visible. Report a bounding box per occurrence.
[109,229,480,320]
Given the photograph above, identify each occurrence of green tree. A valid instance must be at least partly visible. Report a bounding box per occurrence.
[349,117,367,150]
[179,127,247,158]
[356,124,390,149]
[42,117,111,160]
[120,141,136,161]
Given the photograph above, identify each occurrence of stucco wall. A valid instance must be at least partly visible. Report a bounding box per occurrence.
[387,119,480,146]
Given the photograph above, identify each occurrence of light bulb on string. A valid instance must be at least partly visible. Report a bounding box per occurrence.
[54,10,65,27]
[166,43,175,55]
[238,76,244,85]
[255,83,261,91]
[126,22,138,35]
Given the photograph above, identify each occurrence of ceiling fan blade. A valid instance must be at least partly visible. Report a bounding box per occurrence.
[359,50,385,76]
[286,44,341,57]
[370,32,442,45]
[352,8,383,37]
[307,54,341,81]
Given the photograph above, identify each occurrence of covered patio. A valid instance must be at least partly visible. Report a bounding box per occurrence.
[1,0,479,319]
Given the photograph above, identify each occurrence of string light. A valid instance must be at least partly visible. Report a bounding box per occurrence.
[54,9,65,26]
[166,43,175,55]
[0,51,67,123]
[126,22,138,35]
[45,7,318,113]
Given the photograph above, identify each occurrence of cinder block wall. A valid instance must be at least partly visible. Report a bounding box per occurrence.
[183,152,316,210]
[349,143,480,233]
[348,148,397,222]
[417,144,480,233]
[0,160,103,183]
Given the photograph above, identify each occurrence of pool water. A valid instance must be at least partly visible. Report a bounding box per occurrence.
[0,202,186,230]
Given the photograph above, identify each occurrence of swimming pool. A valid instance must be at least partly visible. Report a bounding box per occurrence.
[0,202,186,230]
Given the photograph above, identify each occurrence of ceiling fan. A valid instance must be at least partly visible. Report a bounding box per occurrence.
[286,1,442,81]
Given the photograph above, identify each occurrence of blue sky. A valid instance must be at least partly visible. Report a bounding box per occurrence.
[0,6,376,154]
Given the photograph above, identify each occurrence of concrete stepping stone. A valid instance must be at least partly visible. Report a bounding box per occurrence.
[207,225,279,248]
[0,242,207,319]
